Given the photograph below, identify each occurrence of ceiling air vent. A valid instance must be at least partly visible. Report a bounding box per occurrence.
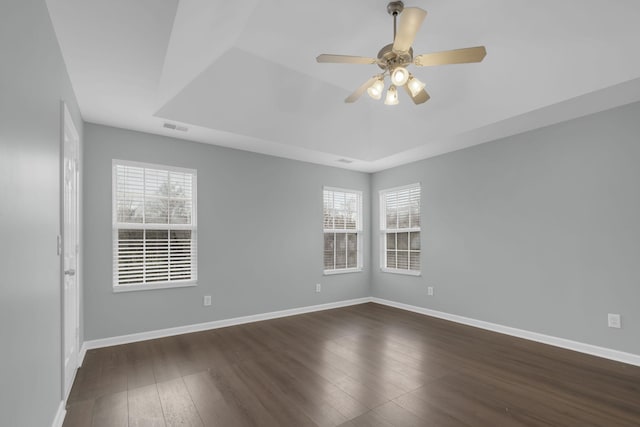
[337,158,353,164]
[163,122,188,132]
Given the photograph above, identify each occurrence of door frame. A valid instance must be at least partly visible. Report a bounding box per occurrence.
[60,101,81,400]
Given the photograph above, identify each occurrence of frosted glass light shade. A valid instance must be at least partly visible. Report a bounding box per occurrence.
[367,78,385,100]
[384,85,399,105]
[391,67,409,86]
[407,75,426,97]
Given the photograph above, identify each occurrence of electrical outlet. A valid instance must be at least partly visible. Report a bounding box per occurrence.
[203,295,212,306]
[316,283,321,293]
[427,286,434,296]
[607,313,621,329]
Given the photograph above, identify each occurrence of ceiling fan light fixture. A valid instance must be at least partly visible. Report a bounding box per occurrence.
[384,85,399,105]
[367,77,385,100]
[316,2,487,106]
[390,66,409,86]
[407,75,426,97]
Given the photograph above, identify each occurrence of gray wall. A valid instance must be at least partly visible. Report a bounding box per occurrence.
[372,101,640,355]
[83,124,370,340]
[0,1,84,426]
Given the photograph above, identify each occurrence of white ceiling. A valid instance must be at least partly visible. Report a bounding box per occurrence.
[46,0,640,172]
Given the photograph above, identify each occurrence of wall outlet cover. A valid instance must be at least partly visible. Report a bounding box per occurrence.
[316,283,321,293]
[607,313,621,328]
[203,295,212,306]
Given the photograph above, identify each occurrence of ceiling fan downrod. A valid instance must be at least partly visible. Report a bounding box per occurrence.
[377,1,413,73]
[387,1,404,40]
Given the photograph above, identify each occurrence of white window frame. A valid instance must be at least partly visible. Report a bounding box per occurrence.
[379,183,421,276]
[323,186,363,275]
[112,159,198,292]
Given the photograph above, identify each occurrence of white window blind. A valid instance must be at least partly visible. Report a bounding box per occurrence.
[112,160,197,291]
[380,184,420,274]
[323,187,363,273]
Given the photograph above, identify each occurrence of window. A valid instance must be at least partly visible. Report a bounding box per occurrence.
[323,187,363,274]
[380,184,421,275]
[112,160,197,292]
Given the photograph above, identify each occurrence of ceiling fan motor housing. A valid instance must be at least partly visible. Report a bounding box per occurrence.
[377,44,413,71]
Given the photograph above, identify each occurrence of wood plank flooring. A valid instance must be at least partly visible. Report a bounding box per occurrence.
[63,303,640,426]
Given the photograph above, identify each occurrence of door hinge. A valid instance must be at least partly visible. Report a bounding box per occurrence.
[57,235,62,256]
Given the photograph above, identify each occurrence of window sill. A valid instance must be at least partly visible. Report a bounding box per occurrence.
[323,268,363,276]
[380,268,421,276]
[113,280,197,293]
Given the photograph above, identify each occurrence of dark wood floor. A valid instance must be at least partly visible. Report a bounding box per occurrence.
[63,303,640,427]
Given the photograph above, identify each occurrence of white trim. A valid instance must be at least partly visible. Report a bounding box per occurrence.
[112,160,198,289]
[82,297,371,351]
[51,401,66,427]
[62,104,79,141]
[380,267,421,276]
[63,346,80,404]
[377,182,421,195]
[323,268,364,275]
[323,185,363,196]
[79,342,87,367]
[322,187,364,273]
[77,296,640,374]
[113,280,197,293]
[112,158,196,175]
[379,184,422,274]
[371,297,640,367]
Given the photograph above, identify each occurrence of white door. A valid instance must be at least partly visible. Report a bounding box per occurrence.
[62,104,80,397]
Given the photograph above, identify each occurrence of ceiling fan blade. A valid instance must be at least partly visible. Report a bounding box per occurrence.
[345,76,378,103]
[403,84,430,105]
[316,54,377,64]
[392,7,427,54]
[414,46,487,67]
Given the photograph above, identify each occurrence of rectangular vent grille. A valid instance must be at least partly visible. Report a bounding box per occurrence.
[163,122,188,132]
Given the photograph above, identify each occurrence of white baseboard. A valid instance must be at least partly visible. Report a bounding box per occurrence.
[77,295,640,369]
[78,344,87,368]
[51,401,66,427]
[81,297,372,353]
[371,297,640,367]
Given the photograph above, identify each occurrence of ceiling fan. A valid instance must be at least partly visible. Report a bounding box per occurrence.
[316,1,487,105]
